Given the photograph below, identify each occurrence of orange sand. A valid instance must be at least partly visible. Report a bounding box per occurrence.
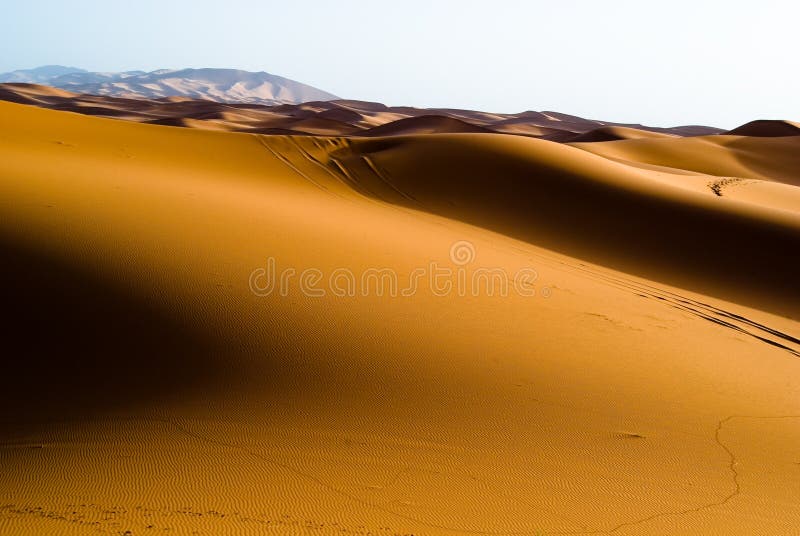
[0,100,798,535]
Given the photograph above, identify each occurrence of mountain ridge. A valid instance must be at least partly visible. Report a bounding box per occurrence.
[0,65,338,105]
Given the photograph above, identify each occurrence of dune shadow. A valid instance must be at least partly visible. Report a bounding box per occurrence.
[337,137,800,319]
[0,237,230,427]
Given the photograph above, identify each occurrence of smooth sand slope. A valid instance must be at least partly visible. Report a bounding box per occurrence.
[0,100,799,535]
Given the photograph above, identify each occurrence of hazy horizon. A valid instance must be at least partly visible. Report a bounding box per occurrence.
[2,0,799,128]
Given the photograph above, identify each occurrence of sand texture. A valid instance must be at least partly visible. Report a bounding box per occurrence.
[0,98,798,535]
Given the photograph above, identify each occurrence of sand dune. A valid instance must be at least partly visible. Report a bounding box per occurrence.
[567,125,677,142]
[0,100,799,536]
[0,83,725,140]
[573,135,800,187]
[0,82,78,104]
[726,119,800,137]
[360,115,494,136]
[336,135,799,317]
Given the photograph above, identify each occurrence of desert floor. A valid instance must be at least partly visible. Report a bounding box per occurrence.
[0,100,798,535]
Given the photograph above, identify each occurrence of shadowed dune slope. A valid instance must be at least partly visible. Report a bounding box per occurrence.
[0,83,78,104]
[726,119,800,137]
[0,239,229,424]
[334,135,800,317]
[0,101,799,535]
[567,125,677,142]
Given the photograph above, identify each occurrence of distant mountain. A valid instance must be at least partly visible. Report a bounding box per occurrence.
[0,65,87,84]
[0,66,338,105]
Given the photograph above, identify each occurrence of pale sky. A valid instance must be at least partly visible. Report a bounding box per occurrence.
[2,0,798,128]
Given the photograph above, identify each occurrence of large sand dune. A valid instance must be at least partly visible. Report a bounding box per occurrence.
[0,99,799,535]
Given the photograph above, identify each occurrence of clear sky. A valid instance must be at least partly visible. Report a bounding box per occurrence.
[2,0,797,128]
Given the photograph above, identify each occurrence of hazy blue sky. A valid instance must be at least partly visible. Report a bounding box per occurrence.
[2,0,797,128]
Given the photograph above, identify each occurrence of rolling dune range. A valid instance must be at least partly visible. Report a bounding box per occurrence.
[0,90,799,536]
[0,83,725,140]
